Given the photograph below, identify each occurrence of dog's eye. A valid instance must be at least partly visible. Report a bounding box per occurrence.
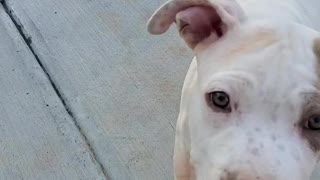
[306,116,320,130]
[208,91,230,109]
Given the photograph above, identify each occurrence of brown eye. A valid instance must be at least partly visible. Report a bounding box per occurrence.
[306,116,320,130]
[208,91,230,109]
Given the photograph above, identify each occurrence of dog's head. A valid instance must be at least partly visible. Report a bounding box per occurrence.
[148,0,320,179]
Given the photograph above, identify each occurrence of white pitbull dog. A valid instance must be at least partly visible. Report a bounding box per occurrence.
[148,0,320,179]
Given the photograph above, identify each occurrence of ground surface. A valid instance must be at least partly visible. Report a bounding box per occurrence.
[0,0,319,179]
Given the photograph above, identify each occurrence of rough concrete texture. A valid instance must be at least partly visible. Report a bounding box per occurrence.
[0,5,106,180]
[3,0,192,179]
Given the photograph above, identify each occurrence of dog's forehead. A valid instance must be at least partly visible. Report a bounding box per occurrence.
[197,23,319,94]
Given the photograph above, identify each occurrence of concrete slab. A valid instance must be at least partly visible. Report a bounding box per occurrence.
[0,5,106,180]
[4,0,192,179]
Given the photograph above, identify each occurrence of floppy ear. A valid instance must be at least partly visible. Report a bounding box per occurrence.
[147,0,245,49]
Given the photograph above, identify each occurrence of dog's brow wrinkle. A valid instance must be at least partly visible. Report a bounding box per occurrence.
[205,70,257,92]
[302,92,320,115]
[226,29,279,58]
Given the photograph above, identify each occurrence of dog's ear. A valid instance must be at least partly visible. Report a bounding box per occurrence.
[147,0,245,49]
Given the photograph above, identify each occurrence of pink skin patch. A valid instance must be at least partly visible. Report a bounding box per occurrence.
[147,0,212,35]
[175,6,223,48]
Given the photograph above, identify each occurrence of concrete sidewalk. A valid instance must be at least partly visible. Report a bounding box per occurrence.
[0,0,189,179]
[0,4,105,180]
[0,0,319,179]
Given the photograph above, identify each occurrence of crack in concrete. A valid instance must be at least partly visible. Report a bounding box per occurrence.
[0,1,109,179]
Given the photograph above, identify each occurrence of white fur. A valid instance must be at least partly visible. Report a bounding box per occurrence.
[149,0,320,179]
[184,24,320,180]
